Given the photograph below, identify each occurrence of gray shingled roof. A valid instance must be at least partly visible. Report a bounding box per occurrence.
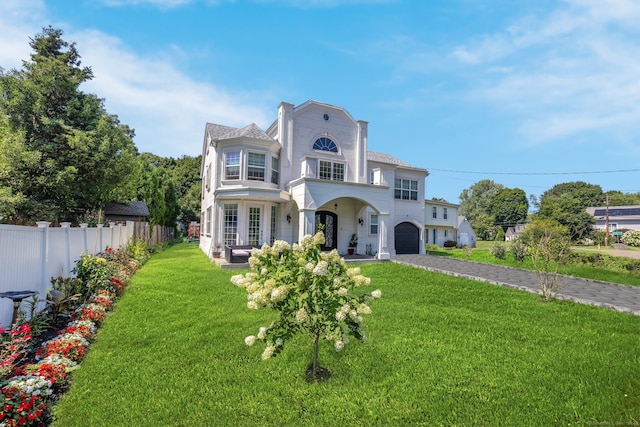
[367,151,417,168]
[205,122,274,143]
[104,201,150,217]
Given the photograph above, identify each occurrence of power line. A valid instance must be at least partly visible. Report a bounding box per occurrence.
[426,168,640,176]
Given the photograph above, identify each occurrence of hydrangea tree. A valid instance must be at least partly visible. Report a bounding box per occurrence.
[231,232,381,381]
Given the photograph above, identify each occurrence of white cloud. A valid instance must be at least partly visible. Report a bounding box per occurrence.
[0,0,47,71]
[450,0,640,149]
[76,30,271,157]
[98,0,195,7]
[0,1,272,158]
[255,0,393,7]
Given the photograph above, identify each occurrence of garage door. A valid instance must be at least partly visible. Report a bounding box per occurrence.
[395,222,420,254]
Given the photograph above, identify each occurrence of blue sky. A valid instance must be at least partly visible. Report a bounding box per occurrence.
[1,0,639,204]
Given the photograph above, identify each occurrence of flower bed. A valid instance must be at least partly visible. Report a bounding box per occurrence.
[0,243,150,426]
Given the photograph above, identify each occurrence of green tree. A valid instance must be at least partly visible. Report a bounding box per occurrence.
[605,191,640,206]
[490,187,529,231]
[120,155,180,228]
[0,27,137,222]
[535,181,603,241]
[167,155,202,222]
[474,213,497,240]
[231,233,381,381]
[459,179,503,238]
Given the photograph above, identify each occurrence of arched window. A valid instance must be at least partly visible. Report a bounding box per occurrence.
[313,137,338,153]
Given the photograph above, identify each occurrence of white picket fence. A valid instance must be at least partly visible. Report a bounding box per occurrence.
[0,222,135,328]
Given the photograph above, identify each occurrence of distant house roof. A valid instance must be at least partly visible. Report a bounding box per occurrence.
[367,151,428,174]
[587,205,640,219]
[104,201,150,217]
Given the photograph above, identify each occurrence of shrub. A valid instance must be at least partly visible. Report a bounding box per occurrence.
[490,242,507,260]
[72,254,117,300]
[520,220,571,301]
[621,230,640,247]
[463,245,472,256]
[510,239,527,263]
[443,240,457,248]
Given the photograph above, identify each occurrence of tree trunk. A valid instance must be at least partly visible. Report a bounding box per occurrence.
[312,331,319,374]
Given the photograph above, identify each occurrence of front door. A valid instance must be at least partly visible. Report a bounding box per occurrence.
[315,211,337,251]
[248,206,262,246]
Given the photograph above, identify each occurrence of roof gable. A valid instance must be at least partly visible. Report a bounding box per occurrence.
[205,122,274,143]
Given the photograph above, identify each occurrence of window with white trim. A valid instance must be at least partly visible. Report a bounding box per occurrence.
[444,207,448,220]
[318,160,344,181]
[432,206,437,218]
[270,206,278,244]
[205,163,211,191]
[225,151,240,180]
[223,204,238,245]
[247,152,266,181]
[271,156,280,185]
[313,137,338,153]
[370,214,379,235]
[394,179,418,200]
[205,206,212,236]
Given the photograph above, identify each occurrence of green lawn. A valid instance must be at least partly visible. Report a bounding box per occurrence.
[52,243,640,426]
[428,241,640,287]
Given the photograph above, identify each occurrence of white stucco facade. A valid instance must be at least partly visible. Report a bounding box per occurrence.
[199,100,429,260]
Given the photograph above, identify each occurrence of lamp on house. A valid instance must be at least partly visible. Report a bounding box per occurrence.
[286,214,291,223]
[358,217,363,226]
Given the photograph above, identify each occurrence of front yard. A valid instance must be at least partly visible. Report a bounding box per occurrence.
[49,243,639,426]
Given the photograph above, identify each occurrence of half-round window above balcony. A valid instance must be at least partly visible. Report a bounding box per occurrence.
[313,137,338,153]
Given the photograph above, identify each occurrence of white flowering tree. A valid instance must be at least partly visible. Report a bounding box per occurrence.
[231,232,381,381]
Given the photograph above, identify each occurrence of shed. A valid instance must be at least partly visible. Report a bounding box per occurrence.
[103,201,150,224]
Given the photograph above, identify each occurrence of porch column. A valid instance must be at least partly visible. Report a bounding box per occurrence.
[298,209,316,241]
[377,214,390,260]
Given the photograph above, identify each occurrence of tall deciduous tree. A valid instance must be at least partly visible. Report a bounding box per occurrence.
[459,179,503,237]
[605,190,640,206]
[490,187,529,230]
[0,27,137,222]
[535,181,604,241]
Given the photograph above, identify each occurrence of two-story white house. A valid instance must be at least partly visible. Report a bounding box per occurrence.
[199,100,429,260]
[424,199,460,246]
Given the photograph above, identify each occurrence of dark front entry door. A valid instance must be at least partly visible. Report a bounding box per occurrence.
[315,211,337,250]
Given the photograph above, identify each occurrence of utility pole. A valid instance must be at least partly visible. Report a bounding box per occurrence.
[605,195,609,246]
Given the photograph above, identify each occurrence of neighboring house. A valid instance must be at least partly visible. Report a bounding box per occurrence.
[103,201,150,224]
[586,205,640,232]
[424,200,459,247]
[505,224,527,241]
[199,100,429,260]
[456,216,476,248]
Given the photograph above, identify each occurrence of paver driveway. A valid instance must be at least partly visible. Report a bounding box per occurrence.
[392,254,640,316]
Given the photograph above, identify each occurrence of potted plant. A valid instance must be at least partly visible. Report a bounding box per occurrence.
[348,233,357,255]
[212,242,222,258]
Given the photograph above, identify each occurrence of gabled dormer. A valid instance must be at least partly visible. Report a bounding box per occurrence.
[266,100,369,186]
